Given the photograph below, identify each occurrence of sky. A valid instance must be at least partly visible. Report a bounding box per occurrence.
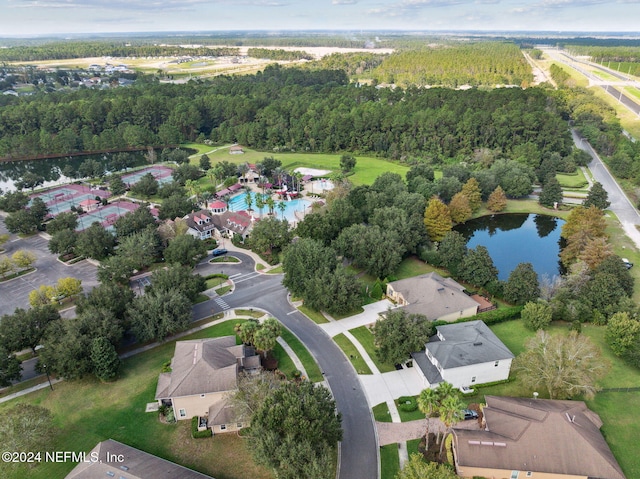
[1,0,640,36]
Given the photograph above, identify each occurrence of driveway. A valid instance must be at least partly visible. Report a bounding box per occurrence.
[0,219,98,315]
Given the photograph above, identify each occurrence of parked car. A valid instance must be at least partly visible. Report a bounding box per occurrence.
[462,409,478,420]
[212,248,228,257]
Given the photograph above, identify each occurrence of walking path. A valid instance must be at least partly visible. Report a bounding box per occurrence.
[318,299,394,337]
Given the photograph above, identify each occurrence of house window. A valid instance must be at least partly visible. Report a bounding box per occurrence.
[471,376,476,383]
[510,472,519,479]
[237,423,243,428]
[220,424,226,431]
[495,360,500,367]
[179,409,186,418]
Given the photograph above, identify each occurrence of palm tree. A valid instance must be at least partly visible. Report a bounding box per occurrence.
[417,388,438,449]
[185,179,200,205]
[438,394,464,456]
[265,196,276,216]
[277,201,286,220]
[244,191,253,212]
[238,162,249,184]
[273,166,285,188]
[255,193,265,218]
[207,168,216,187]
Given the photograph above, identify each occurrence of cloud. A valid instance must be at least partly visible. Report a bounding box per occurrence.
[366,0,474,17]
[332,0,358,4]
[8,0,287,9]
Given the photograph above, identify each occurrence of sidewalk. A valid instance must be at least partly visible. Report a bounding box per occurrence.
[318,300,394,337]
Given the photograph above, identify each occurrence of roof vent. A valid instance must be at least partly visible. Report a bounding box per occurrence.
[437,287,445,292]
[473,342,483,346]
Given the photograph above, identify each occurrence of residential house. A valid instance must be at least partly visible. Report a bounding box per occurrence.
[185,210,216,240]
[411,320,514,389]
[387,272,481,322]
[65,439,213,479]
[229,145,244,154]
[453,396,626,479]
[155,336,261,434]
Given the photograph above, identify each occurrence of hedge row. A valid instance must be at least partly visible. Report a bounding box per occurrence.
[432,305,523,329]
[204,273,229,280]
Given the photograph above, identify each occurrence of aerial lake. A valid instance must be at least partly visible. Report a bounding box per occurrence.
[454,213,565,281]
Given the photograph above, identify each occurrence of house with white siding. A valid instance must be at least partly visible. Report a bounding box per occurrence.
[411,320,513,390]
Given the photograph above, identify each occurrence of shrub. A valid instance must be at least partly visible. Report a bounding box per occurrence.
[161,360,172,373]
[570,320,582,333]
[397,396,418,412]
[191,416,212,438]
[164,408,175,423]
[445,433,454,464]
[432,306,523,329]
[204,273,229,280]
[370,281,383,300]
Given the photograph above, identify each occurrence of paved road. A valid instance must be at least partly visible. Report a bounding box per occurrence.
[193,258,379,479]
[572,130,640,247]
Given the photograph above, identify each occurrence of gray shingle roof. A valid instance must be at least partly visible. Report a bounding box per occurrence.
[387,272,480,320]
[427,320,514,368]
[454,396,626,479]
[155,337,252,399]
[65,439,213,479]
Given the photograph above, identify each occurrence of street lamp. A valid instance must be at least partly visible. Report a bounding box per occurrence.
[34,345,53,391]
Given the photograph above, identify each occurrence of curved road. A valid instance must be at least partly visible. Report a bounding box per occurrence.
[572,130,640,247]
[194,252,378,479]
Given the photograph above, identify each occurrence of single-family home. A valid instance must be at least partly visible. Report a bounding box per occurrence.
[185,210,216,240]
[155,336,261,434]
[65,439,213,479]
[411,320,514,389]
[387,272,482,322]
[453,395,626,479]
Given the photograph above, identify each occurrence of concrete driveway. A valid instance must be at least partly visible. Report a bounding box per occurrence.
[0,219,98,315]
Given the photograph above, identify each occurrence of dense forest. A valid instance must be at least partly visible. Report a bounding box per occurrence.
[0,65,571,163]
[370,42,532,87]
[305,52,387,77]
[0,43,240,62]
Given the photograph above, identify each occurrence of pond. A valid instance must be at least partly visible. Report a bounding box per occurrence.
[454,213,565,281]
[0,152,149,192]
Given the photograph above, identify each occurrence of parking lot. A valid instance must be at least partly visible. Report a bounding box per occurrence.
[0,218,98,315]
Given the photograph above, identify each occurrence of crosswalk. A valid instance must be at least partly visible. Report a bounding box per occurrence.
[214,297,230,310]
[231,272,261,285]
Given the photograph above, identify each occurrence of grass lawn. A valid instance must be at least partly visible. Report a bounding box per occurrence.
[603,213,640,303]
[332,307,365,320]
[407,438,423,457]
[205,146,409,186]
[266,265,283,274]
[333,333,373,375]
[373,402,392,422]
[349,326,396,373]
[210,255,240,263]
[279,328,323,383]
[215,285,232,296]
[271,343,297,379]
[297,304,329,324]
[380,444,400,479]
[0,320,274,479]
[205,277,227,289]
[395,256,444,280]
[587,392,640,479]
[474,198,572,220]
[556,169,588,189]
[234,309,265,319]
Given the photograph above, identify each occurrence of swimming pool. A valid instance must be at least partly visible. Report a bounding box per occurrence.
[227,192,311,223]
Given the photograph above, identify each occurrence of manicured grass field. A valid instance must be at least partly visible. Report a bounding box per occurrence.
[297,304,330,324]
[0,320,274,479]
[395,256,443,280]
[396,396,425,422]
[380,444,400,479]
[333,333,373,375]
[204,146,409,186]
[271,342,297,379]
[556,169,588,189]
[373,402,392,422]
[279,328,323,383]
[603,212,640,303]
[407,438,422,457]
[349,326,396,373]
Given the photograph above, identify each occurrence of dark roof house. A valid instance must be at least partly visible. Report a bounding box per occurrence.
[454,396,626,479]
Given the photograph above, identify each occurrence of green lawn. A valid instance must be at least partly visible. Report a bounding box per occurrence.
[373,402,392,422]
[271,343,297,379]
[205,146,409,186]
[380,444,400,479]
[279,328,323,383]
[407,438,423,457]
[297,304,329,324]
[205,277,227,289]
[266,265,283,274]
[333,333,373,375]
[0,320,274,479]
[556,169,588,189]
[396,396,425,422]
[603,213,640,303]
[349,326,396,373]
[395,256,444,280]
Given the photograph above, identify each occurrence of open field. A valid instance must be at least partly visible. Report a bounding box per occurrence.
[0,319,276,479]
[202,146,409,186]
